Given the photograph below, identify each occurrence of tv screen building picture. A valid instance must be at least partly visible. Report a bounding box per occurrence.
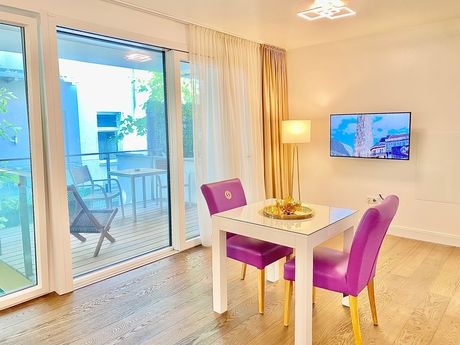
[330,112,411,160]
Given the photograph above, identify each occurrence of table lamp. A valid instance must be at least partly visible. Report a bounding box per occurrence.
[282,120,311,202]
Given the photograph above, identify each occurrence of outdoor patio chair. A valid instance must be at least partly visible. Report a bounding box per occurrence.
[70,165,124,217]
[67,185,118,257]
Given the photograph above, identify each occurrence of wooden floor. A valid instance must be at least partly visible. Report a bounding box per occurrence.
[0,224,37,281]
[0,201,199,278]
[1,235,460,345]
[71,201,199,276]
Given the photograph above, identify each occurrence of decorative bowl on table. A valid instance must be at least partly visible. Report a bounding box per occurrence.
[262,196,314,220]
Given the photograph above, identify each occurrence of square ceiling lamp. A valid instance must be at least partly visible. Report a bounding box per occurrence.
[298,0,356,20]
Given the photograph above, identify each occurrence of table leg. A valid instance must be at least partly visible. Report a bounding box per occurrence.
[295,238,313,345]
[142,176,147,208]
[131,177,137,222]
[212,221,227,314]
[267,261,280,282]
[342,226,354,307]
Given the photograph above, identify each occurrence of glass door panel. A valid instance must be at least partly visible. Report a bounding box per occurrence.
[56,28,171,277]
[0,23,37,296]
[180,62,199,240]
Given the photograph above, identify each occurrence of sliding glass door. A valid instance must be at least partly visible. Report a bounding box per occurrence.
[56,28,171,277]
[0,13,47,306]
[180,61,199,240]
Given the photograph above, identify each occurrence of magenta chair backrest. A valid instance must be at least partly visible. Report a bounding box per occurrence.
[201,178,247,239]
[201,178,247,215]
[346,195,399,296]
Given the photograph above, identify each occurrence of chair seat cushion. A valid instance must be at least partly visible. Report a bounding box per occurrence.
[284,247,349,294]
[227,235,293,270]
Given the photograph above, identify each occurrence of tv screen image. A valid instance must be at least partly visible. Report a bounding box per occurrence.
[330,112,411,160]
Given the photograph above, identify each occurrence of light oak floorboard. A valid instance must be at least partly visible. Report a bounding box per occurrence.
[1,235,459,345]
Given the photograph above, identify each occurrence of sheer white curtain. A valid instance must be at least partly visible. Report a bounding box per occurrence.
[189,25,265,246]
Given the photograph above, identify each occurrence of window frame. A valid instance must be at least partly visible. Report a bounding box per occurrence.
[44,16,199,292]
[0,11,49,310]
[166,51,201,251]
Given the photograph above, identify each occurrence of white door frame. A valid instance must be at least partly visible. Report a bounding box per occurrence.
[44,15,200,293]
[0,11,50,310]
[167,50,201,251]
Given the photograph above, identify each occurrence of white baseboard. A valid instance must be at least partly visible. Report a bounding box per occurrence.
[388,225,460,247]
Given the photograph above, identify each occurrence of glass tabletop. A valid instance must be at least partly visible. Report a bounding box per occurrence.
[214,199,357,236]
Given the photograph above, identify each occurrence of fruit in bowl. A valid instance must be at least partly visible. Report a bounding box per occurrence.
[275,196,302,215]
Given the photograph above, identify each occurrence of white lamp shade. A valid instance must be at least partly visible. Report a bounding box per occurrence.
[282,120,311,144]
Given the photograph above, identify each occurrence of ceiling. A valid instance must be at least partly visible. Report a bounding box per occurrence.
[116,0,460,50]
[57,29,164,72]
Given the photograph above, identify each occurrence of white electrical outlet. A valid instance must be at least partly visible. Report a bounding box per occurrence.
[367,196,379,204]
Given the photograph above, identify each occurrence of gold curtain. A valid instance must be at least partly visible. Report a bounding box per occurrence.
[261,44,292,199]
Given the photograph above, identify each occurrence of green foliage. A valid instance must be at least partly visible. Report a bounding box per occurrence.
[181,77,194,158]
[0,216,7,230]
[116,115,147,141]
[0,87,21,143]
[0,172,19,186]
[1,197,19,212]
[115,72,164,143]
[0,86,22,231]
[115,71,194,158]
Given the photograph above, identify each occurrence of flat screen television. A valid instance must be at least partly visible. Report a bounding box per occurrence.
[330,112,411,160]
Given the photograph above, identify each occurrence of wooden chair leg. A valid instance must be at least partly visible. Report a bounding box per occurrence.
[94,232,106,257]
[349,296,363,345]
[105,231,116,243]
[284,280,293,326]
[367,279,379,326]
[240,263,247,280]
[258,269,265,314]
[72,233,86,242]
[312,287,316,305]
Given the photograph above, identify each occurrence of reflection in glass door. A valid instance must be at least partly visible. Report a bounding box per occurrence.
[56,28,171,277]
[180,62,199,240]
[0,23,38,296]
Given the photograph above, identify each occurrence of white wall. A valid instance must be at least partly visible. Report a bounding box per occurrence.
[288,18,460,245]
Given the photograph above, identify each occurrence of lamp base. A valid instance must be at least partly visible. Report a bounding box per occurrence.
[289,144,302,202]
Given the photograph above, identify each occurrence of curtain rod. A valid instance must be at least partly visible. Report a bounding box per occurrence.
[101,0,265,45]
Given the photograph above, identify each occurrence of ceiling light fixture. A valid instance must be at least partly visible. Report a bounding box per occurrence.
[125,53,152,62]
[298,0,356,21]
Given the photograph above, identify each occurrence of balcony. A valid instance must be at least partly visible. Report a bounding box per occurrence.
[0,150,199,288]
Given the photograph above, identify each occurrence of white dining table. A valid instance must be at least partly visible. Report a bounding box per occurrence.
[212,199,357,345]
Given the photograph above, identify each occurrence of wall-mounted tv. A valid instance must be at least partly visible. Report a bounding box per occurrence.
[330,112,411,160]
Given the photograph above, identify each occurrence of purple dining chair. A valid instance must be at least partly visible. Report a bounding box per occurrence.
[201,178,293,314]
[283,195,399,345]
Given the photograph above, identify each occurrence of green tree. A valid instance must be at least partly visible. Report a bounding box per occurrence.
[0,87,21,142]
[115,72,167,156]
[0,86,21,230]
[180,76,194,158]
[116,72,193,158]
[116,71,194,158]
